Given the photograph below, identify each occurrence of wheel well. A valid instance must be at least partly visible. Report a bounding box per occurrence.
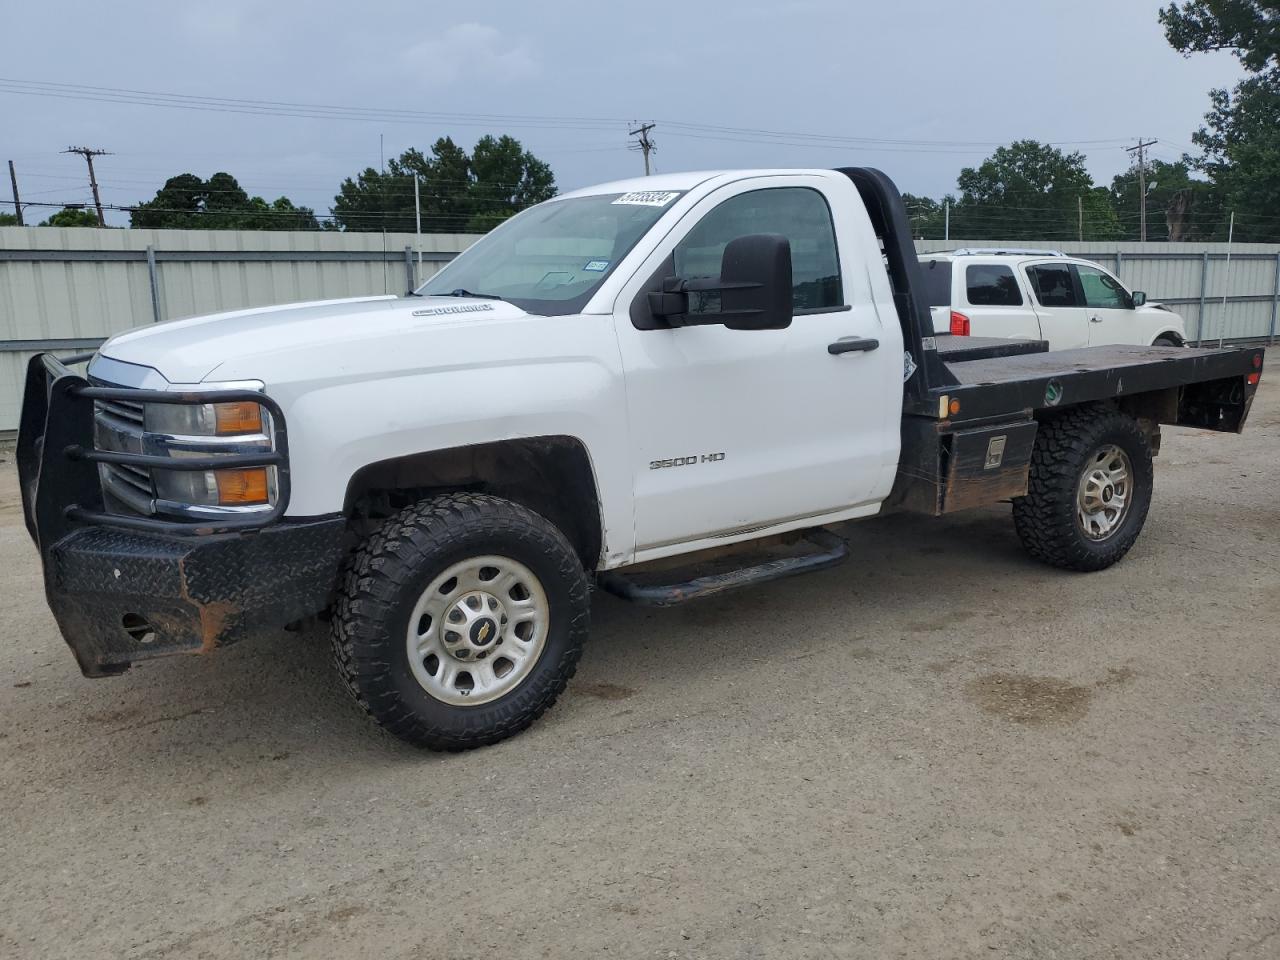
[1153,330,1184,346]
[344,436,604,570]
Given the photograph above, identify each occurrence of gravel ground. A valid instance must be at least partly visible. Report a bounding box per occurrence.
[1,380,1277,960]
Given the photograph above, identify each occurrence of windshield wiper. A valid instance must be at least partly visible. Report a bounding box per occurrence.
[444,288,505,301]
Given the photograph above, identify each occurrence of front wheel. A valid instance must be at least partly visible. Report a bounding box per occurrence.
[332,493,590,750]
[1012,405,1154,571]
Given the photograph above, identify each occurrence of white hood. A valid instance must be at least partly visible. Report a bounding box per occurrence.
[98,295,534,383]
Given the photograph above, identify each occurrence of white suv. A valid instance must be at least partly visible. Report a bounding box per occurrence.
[921,249,1187,350]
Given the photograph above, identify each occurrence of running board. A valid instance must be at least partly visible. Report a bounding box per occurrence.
[597,530,849,606]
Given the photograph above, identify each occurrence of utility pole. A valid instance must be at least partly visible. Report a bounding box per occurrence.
[1078,195,1083,242]
[1125,138,1158,242]
[414,174,422,278]
[8,160,23,226]
[62,146,111,226]
[628,123,656,176]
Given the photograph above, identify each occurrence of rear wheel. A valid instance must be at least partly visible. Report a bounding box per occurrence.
[332,493,590,750]
[1153,335,1182,347]
[1012,405,1154,571]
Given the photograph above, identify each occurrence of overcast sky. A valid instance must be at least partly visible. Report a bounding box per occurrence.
[2,0,1245,227]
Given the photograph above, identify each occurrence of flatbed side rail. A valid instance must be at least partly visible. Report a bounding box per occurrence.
[17,353,292,551]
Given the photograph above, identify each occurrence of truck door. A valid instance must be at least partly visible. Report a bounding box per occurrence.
[611,175,903,557]
[1077,263,1141,346]
[1025,262,1089,349]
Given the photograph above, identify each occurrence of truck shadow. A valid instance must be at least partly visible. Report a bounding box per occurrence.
[43,504,1028,776]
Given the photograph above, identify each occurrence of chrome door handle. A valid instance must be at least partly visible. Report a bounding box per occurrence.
[1090,316,1104,323]
[828,337,879,355]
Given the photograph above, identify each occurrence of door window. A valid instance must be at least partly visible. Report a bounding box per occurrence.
[674,187,843,314]
[1076,264,1130,309]
[966,264,1023,306]
[1026,264,1079,307]
[921,259,953,307]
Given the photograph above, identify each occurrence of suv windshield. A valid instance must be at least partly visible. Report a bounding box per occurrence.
[416,191,683,316]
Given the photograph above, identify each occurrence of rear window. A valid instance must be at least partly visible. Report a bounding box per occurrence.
[966,264,1023,306]
[920,259,952,307]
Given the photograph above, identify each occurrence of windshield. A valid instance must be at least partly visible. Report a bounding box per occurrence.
[417,191,683,316]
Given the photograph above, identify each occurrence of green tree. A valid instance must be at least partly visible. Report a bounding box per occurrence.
[949,140,1121,241]
[1160,1,1280,72]
[130,172,319,230]
[0,212,19,226]
[1162,1,1280,240]
[40,207,100,227]
[465,135,556,232]
[331,135,557,233]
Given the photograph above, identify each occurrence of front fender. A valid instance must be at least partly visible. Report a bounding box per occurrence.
[263,328,634,563]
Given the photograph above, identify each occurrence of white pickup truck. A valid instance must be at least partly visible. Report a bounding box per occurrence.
[922,250,1188,349]
[19,167,1264,750]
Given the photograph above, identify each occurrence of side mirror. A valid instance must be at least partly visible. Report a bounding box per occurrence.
[1131,291,1147,307]
[647,233,793,330]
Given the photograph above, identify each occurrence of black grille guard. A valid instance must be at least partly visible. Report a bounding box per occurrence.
[18,352,292,549]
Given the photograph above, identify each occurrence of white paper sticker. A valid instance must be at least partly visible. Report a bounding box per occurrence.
[612,191,681,207]
[583,259,610,272]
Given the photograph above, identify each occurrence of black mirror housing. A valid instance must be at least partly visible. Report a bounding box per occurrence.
[718,234,793,330]
[646,233,793,330]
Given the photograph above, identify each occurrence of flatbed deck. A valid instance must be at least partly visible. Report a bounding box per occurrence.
[940,343,1263,423]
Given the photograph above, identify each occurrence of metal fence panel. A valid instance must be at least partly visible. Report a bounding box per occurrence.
[1,228,1277,433]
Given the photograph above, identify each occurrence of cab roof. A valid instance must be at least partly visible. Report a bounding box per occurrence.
[556,169,842,200]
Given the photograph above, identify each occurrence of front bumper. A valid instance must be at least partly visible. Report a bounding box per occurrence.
[46,518,346,676]
[18,353,347,677]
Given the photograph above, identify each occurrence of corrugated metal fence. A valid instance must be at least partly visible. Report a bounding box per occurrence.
[0,226,476,430]
[1,227,1277,432]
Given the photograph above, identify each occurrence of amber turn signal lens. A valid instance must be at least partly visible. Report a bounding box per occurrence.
[948,398,962,415]
[213,401,264,436]
[215,467,270,505]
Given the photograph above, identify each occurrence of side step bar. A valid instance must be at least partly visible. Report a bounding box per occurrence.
[597,530,849,606]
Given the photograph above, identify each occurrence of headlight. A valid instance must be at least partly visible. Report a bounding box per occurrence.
[145,399,276,512]
[144,400,267,437]
[152,465,276,508]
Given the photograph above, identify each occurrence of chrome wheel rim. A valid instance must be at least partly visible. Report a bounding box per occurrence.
[1076,444,1132,541]
[406,555,549,706]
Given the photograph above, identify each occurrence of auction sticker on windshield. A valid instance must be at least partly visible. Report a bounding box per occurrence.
[612,191,681,207]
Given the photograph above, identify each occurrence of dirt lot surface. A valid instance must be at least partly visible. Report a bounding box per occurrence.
[2,380,1278,960]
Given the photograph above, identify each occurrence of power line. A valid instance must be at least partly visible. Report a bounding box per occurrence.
[0,76,1136,152]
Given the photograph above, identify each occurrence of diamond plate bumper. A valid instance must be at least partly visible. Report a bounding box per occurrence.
[44,517,347,677]
[17,352,347,677]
